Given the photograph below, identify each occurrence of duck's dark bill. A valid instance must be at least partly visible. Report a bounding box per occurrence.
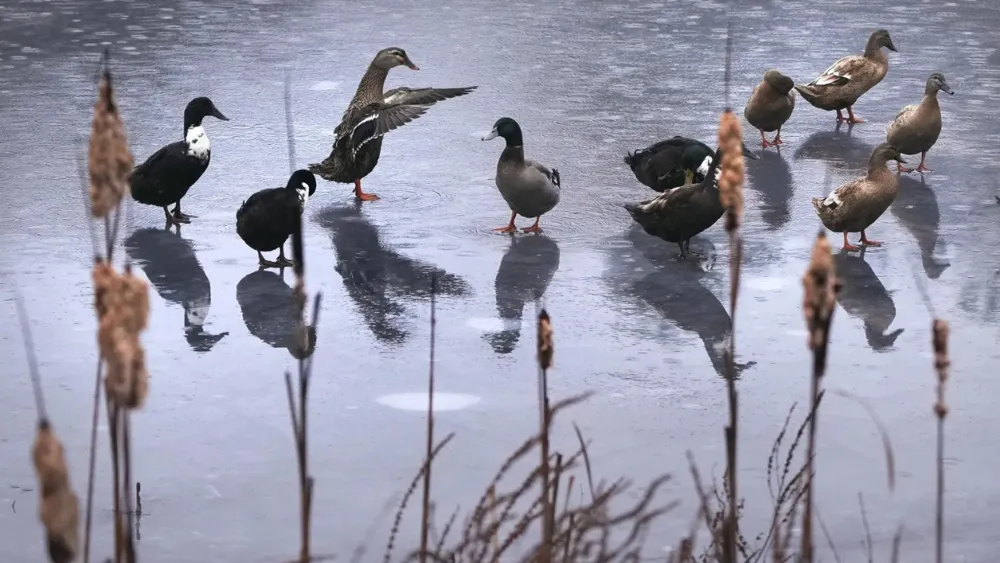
[405,61,420,70]
[211,108,229,121]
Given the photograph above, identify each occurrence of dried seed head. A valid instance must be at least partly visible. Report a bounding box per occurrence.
[120,265,150,334]
[717,110,744,233]
[89,66,134,218]
[92,261,117,319]
[32,422,80,563]
[93,262,150,409]
[537,309,554,371]
[802,231,840,353]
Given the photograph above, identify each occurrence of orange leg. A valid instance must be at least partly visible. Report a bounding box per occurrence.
[772,127,784,145]
[836,109,848,123]
[896,160,914,174]
[915,151,933,173]
[846,105,866,124]
[354,178,380,201]
[758,128,772,148]
[860,230,882,247]
[493,210,517,233]
[842,232,861,252]
[522,217,543,234]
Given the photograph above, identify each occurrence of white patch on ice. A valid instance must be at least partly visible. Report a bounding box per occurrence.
[466,317,505,332]
[309,80,340,91]
[376,392,482,412]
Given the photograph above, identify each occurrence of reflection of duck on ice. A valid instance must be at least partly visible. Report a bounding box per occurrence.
[124,227,228,352]
[236,270,316,359]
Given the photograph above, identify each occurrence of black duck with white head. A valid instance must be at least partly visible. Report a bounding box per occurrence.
[623,146,727,258]
[624,135,757,193]
[236,169,317,268]
[129,96,228,224]
[309,47,477,201]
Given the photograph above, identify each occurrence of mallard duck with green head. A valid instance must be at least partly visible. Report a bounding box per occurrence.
[623,135,758,193]
[309,47,477,201]
[885,72,954,174]
[812,142,905,251]
[795,30,897,124]
[482,117,561,234]
[744,70,796,148]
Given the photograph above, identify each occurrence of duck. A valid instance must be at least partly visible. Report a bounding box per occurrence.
[811,142,905,251]
[744,70,796,148]
[623,135,758,193]
[309,47,477,201]
[795,29,897,124]
[885,72,954,174]
[129,96,229,224]
[236,169,317,268]
[623,146,726,258]
[482,117,561,234]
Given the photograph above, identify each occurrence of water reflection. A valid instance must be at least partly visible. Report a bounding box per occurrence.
[124,227,229,352]
[236,270,316,359]
[484,235,561,355]
[315,203,471,344]
[612,228,755,380]
[745,149,794,231]
[793,124,874,171]
[890,175,950,279]
[834,251,904,351]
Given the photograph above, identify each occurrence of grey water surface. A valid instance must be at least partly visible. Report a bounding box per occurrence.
[2,0,1000,561]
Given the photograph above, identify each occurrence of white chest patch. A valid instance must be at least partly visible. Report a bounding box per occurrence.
[297,182,310,208]
[185,125,211,161]
[697,156,713,179]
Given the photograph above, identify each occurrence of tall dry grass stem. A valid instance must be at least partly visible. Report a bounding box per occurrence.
[799,231,840,562]
[419,275,439,563]
[536,306,555,563]
[932,319,950,563]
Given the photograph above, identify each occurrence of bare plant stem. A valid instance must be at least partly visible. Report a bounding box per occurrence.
[83,359,104,563]
[537,306,553,563]
[419,276,438,563]
[932,319,950,563]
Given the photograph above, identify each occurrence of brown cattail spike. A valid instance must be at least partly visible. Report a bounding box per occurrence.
[94,262,150,409]
[33,421,80,563]
[717,109,744,233]
[802,231,840,355]
[537,309,554,371]
[89,57,134,218]
[933,319,950,418]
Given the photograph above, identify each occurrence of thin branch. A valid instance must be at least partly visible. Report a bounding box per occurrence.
[12,285,48,421]
[420,274,438,563]
[83,359,104,563]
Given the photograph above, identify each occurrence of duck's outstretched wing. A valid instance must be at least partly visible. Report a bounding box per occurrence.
[347,104,430,157]
[382,86,477,106]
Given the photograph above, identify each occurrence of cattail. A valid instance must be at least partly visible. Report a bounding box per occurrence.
[933,320,950,418]
[88,58,134,219]
[94,263,150,409]
[537,309,554,371]
[32,421,80,563]
[717,109,744,233]
[802,231,840,355]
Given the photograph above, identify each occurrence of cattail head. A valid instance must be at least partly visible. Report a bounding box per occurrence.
[933,319,950,419]
[537,309,554,371]
[88,56,134,218]
[717,109,744,233]
[802,231,840,356]
[32,421,80,563]
[94,262,150,409]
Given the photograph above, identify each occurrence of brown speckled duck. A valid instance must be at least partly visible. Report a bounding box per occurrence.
[885,72,954,174]
[309,47,477,201]
[744,70,796,148]
[812,143,905,251]
[795,30,897,124]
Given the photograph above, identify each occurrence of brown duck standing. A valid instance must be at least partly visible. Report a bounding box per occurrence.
[812,143,905,251]
[885,72,954,174]
[309,47,476,201]
[744,70,796,148]
[795,30,897,125]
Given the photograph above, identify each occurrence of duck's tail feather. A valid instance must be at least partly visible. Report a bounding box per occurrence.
[551,168,561,188]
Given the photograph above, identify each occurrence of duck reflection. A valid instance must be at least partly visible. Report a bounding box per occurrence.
[890,175,950,279]
[745,149,794,231]
[236,270,317,359]
[485,235,561,355]
[315,203,471,344]
[834,251,904,351]
[794,124,874,172]
[124,227,228,352]
[615,227,755,380]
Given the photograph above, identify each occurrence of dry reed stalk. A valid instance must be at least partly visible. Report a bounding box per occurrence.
[799,231,840,562]
[932,320,950,563]
[717,107,745,563]
[88,50,133,220]
[419,275,439,563]
[536,307,555,563]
